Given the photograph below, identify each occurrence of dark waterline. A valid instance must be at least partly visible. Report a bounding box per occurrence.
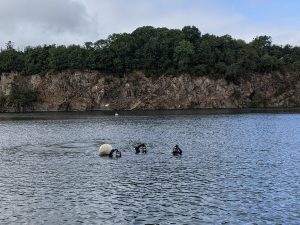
[0,107,300,121]
[0,113,299,224]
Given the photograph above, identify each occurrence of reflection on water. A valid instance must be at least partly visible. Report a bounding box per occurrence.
[0,113,299,224]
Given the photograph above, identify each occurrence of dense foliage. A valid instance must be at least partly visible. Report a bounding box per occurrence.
[1,26,300,83]
[8,84,38,107]
[0,84,38,111]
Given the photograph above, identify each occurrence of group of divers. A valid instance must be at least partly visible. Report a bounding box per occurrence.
[99,143,183,158]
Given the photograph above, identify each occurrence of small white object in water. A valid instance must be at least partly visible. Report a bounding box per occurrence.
[99,144,113,156]
[115,112,119,117]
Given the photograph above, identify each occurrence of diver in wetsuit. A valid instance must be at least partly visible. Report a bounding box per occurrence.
[109,149,122,158]
[135,143,147,154]
[172,145,182,155]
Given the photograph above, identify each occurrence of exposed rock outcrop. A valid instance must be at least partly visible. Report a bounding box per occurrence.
[0,71,299,112]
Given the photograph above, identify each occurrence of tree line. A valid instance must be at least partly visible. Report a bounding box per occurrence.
[1,26,300,84]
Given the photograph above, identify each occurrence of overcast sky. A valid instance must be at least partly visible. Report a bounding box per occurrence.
[1,0,300,48]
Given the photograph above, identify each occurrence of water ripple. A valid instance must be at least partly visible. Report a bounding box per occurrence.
[0,113,299,224]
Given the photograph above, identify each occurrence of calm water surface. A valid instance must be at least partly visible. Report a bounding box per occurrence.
[0,112,299,224]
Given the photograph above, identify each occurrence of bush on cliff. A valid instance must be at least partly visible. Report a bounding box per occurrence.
[249,90,268,108]
[8,84,38,111]
[0,95,7,108]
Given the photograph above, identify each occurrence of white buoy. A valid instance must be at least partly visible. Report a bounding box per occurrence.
[99,144,113,156]
[115,112,119,117]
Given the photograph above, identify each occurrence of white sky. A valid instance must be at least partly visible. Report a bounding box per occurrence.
[0,0,300,48]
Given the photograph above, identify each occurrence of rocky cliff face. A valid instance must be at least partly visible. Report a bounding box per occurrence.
[0,71,299,112]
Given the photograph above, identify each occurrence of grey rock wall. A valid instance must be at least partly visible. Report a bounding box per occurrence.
[0,71,299,112]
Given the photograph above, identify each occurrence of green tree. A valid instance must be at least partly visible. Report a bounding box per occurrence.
[48,45,69,71]
[67,45,87,70]
[174,40,195,73]
[250,36,272,56]
[0,26,299,82]
[0,41,24,72]
[182,26,201,44]
[8,84,38,111]
[258,54,278,72]
[23,45,50,74]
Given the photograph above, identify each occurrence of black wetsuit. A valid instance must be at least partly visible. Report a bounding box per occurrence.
[173,145,182,155]
[135,144,146,154]
[109,149,121,158]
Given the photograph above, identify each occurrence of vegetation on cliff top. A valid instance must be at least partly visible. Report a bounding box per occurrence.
[1,26,300,84]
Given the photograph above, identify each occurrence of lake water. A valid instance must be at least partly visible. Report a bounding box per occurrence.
[0,112,299,224]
